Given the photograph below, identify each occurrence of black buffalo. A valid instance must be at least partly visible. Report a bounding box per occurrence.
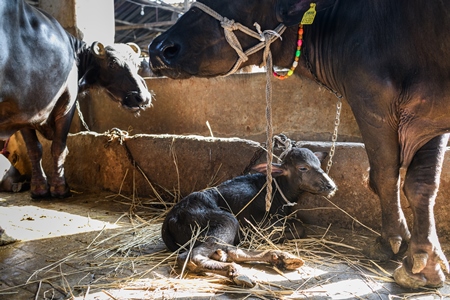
[0,0,152,198]
[148,0,450,289]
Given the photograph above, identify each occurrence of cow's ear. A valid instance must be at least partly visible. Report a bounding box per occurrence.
[91,42,106,59]
[252,163,287,177]
[127,43,141,56]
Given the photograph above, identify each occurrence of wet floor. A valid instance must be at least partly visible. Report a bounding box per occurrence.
[0,191,449,299]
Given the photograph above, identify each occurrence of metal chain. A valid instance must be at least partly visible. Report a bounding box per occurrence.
[326,98,342,174]
[303,47,343,174]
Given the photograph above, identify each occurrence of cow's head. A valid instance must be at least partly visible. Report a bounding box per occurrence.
[276,0,335,26]
[149,0,290,78]
[80,42,152,112]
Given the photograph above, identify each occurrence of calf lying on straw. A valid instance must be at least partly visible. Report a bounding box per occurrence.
[162,147,337,287]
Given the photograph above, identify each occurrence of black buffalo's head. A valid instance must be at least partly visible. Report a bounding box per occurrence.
[80,42,153,112]
[149,0,289,78]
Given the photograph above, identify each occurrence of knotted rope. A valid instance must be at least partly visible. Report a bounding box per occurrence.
[190,2,287,211]
[190,2,286,76]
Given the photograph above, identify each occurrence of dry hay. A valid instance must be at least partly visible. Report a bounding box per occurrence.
[2,190,445,300]
[1,163,448,299]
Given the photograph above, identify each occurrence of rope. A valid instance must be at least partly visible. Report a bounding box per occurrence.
[190,2,286,77]
[76,100,90,131]
[189,2,288,211]
[264,51,274,212]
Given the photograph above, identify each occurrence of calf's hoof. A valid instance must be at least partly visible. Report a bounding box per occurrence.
[270,251,304,270]
[393,255,447,289]
[233,274,255,288]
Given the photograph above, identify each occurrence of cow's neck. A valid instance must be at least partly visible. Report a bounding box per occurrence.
[76,43,97,81]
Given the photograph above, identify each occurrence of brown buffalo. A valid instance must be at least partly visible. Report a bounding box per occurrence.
[148,0,450,289]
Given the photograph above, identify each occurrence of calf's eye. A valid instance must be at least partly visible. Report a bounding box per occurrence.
[299,167,309,172]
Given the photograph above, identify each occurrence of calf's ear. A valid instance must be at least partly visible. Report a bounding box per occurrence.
[252,163,287,177]
[314,152,328,162]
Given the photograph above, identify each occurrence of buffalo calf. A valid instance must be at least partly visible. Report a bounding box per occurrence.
[162,147,336,286]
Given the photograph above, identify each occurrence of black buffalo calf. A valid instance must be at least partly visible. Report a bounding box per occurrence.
[162,147,337,286]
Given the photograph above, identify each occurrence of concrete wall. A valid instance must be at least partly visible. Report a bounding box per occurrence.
[73,73,362,143]
[39,0,114,45]
[7,133,450,238]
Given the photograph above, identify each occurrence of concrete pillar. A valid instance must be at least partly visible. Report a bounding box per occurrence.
[39,0,114,45]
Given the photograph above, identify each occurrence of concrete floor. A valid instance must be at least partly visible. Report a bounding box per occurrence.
[0,191,449,300]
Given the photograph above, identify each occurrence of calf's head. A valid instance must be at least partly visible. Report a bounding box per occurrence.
[253,147,336,197]
[80,42,152,112]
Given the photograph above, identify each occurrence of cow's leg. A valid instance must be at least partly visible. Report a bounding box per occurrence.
[48,105,76,198]
[20,128,49,198]
[355,121,410,261]
[393,135,449,288]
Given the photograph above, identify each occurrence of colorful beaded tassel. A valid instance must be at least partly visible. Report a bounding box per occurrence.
[273,24,303,80]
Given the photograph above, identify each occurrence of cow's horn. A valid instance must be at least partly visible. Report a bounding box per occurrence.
[91,42,106,59]
[127,42,141,56]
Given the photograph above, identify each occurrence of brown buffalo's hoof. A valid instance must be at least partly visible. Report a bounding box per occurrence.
[394,263,444,289]
[393,255,447,289]
[363,236,408,262]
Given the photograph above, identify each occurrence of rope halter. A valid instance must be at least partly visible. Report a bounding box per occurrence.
[190,2,286,76]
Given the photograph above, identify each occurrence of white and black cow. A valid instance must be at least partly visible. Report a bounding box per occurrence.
[148,0,450,290]
[0,1,152,198]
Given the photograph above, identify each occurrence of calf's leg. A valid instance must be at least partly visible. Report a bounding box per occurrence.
[214,246,304,270]
[178,242,304,288]
[394,134,449,288]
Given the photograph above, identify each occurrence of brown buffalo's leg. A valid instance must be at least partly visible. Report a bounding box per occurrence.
[359,123,410,261]
[394,134,449,288]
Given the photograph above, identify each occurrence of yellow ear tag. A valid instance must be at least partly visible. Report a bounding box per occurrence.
[301,3,317,25]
